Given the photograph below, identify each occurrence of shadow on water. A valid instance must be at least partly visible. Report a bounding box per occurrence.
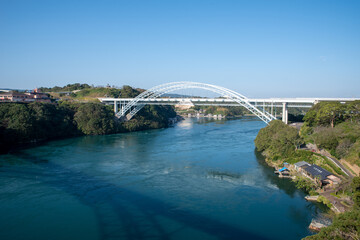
[254,150,299,198]
[254,150,329,216]
[4,151,271,240]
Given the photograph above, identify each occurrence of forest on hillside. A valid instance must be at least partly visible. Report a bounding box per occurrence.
[254,101,360,239]
[0,86,176,154]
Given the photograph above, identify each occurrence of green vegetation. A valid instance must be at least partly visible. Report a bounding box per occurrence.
[301,101,360,167]
[41,83,144,101]
[0,102,79,153]
[293,176,318,193]
[0,86,177,154]
[73,103,116,135]
[303,101,346,128]
[39,83,92,92]
[254,101,360,239]
[306,209,360,239]
[287,107,307,123]
[317,195,333,209]
[323,156,345,177]
[256,101,360,168]
[309,190,319,196]
[330,192,341,198]
[254,120,303,160]
[254,120,346,179]
[188,105,245,117]
[71,85,141,99]
[120,105,176,132]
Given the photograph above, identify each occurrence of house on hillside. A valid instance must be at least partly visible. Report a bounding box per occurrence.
[0,89,51,103]
[0,92,34,102]
[302,164,341,186]
[26,89,51,103]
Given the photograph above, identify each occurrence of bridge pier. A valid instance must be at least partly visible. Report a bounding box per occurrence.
[282,102,288,124]
[114,101,127,116]
[114,100,118,113]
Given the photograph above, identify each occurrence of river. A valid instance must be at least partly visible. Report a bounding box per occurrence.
[0,117,325,240]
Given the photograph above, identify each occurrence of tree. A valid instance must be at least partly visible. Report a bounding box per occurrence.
[353,192,360,208]
[304,102,347,128]
[120,85,141,98]
[316,102,345,128]
[74,103,116,135]
[312,127,339,151]
[303,103,323,126]
[347,100,360,122]
[255,120,303,159]
[3,103,35,142]
[351,177,360,192]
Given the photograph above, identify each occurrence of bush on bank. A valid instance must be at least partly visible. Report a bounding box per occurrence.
[0,100,176,154]
[254,120,303,160]
[293,176,317,193]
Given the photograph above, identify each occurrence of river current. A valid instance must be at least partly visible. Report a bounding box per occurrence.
[0,117,324,240]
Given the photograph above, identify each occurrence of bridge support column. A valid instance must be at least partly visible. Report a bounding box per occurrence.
[114,101,118,113]
[282,102,288,124]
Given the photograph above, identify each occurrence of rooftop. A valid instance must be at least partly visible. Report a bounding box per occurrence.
[294,161,311,167]
[303,164,333,181]
[278,167,289,172]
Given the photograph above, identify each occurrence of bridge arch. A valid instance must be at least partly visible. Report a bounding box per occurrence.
[117,82,276,124]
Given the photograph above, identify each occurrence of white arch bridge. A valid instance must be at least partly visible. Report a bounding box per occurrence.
[98,82,360,124]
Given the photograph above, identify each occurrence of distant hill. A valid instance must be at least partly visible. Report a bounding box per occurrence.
[40,84,144,101]
[39,83,92,92]
[0,88,27,92]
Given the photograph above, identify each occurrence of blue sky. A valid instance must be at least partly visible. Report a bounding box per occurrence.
[0,0,359,97]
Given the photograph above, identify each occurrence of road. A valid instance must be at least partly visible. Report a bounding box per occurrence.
[303,143,353,178]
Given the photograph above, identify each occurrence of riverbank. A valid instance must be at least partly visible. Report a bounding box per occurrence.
[254,100,360,239]
[0,101,178,154]
[260,144,358,237]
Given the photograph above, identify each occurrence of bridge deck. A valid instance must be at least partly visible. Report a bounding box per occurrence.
[99,97,360,105]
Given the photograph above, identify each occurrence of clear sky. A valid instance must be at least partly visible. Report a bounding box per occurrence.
[0,0,359,97]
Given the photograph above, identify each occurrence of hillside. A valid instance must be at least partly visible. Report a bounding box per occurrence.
[300,101,360,172]
[0,85,177,154]
[41,83,145,101]
[255,101,360,239]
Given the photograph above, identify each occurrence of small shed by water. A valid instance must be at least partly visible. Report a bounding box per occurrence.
[278,167,290,176]
[294,161,311,171]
